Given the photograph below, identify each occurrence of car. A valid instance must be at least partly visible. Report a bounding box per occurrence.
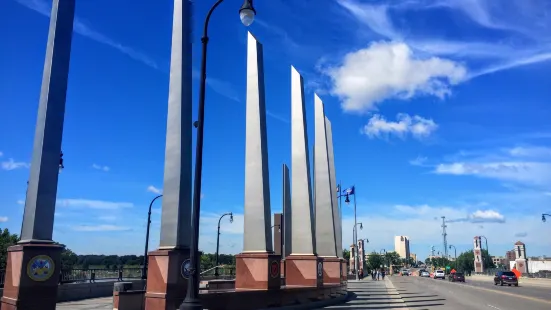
[434,270,446,280]
[494,271,518,287]
[421,271,430,277]
[448,272,465,282]
[401,269,410,276]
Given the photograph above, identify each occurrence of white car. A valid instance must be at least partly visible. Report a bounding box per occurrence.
[421,271,430,277]
[434,270,446,280]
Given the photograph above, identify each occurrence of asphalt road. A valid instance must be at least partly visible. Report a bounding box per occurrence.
[391,276,551,310]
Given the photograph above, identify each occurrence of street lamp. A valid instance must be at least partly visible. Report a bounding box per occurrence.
[142,194,163,280]
[542,213,551,222]
[272,224,282,258]
[214,212,233,278]
[380,249,387,269]
[449,245,457,271]
[180,0,256,309]
[479,235,489,268]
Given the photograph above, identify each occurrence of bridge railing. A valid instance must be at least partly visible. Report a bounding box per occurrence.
[199,265,236,280]
[0,267,143,287]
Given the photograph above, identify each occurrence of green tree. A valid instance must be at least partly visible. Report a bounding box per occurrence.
[367,252,384,270]
[0,228,19,269]
[384,251,401,266]
[342,249,350,260]
[456,249,494,272]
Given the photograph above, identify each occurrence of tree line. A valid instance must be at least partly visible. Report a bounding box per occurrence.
[1,228,235,271]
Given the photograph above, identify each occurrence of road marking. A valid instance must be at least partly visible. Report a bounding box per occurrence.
[487,305,501,310]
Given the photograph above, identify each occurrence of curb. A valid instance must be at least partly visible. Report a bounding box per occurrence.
[259,292,350,310]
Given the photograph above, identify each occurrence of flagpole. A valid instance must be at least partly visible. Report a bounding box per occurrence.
[353,186,359,281]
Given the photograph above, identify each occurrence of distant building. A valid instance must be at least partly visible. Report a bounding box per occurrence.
[491,256,509,269]
[505,250,516,261]
[410,253,417,263]
[394,236,410,260]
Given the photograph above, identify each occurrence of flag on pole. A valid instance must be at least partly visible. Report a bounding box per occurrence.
[336,184,341,193]
[343,186,355,195]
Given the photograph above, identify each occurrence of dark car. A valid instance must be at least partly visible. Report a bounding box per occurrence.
[448,272,465,282]
[494,271,518,287]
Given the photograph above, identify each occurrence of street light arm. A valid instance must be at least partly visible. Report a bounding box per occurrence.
[202,0,224,41]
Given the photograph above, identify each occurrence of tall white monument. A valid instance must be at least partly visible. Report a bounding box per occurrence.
[285,66,323,287]
[235,32,280,291]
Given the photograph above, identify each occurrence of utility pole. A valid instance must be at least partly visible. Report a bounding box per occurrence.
[441,216,448,258]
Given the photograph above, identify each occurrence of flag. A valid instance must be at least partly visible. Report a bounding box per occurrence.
[336,184,341,193]
[343,186,355,195]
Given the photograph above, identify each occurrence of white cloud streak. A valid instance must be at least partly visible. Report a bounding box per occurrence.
[92,164,110,172]
[146,185,163,195]
[1,158,30,170]
[0,216,8,222]
[57,199,133,210]
[361,113,438,140]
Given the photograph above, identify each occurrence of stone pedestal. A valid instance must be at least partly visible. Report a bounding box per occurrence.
[235,253,281,290]
[144,248,190,310]
[285,255,323,287]
[0,243,63,310]
[322,257,341,284]
[341,259,347,282]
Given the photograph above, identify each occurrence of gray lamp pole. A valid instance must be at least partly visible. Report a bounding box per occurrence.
[449,245,457,270]
[480,235,489,268]
[214,212,233,277]
[142,194,163,280]
[353,222,363,280]
[179,1,256,309]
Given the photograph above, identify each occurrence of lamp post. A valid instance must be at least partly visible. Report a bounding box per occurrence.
[542,213,551,222]
[179,1,256,309]
[479,235,489,268]
[272,224,282,257]
[142,194,163,280]
[449,245,457,271]
[380,249,387,269]
[214,212,233,278]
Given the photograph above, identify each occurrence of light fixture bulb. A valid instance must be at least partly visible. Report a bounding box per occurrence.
[239,9,255,26]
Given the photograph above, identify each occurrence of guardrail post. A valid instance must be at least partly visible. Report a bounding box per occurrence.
[91,271,95,283]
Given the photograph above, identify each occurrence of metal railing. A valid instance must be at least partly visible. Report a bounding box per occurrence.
[199,265,235,280]
[0,267,143,287]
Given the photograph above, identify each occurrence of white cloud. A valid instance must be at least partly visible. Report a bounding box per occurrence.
[448,210,506,223]
[0,151,3,157]
[17,200,25,205]
[514,232,528,238]
[325,41,466,112]
[332,0,551,102]
[361,113,438,140]
[1,158,30,170]
[0,216,8,222]
[71,224,131,232]
[57,199,133,210]
[146,185,163,195]
[98,216,117,221]
[434,162,551,186]
[409,156,428,166]
[92,164,110,172]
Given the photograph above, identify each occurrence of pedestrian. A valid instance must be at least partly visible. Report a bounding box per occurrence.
[377,270,381,280]
[359,269,364,280]
[372,269,376,280]
[381,268,386,280]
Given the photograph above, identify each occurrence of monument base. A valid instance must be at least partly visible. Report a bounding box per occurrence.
[515,258,528,273]
[235,252,281,290]
[144,248,190,310]
[340,259,348,282]
[322,257,341,284]
[285,255,323,287]
[0,243,64,310]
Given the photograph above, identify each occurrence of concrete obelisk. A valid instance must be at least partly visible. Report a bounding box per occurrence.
[1,1,75,309]
[314,95,341,284]
[325,117,344,281]
[285,66,323,287]
[282,164,292,258]
[145,1,193,309]
[235,32,280,290]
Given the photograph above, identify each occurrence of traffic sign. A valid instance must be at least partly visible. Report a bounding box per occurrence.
[446,266,451,270]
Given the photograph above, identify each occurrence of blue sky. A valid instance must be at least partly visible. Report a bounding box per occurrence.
[1,0,550,260]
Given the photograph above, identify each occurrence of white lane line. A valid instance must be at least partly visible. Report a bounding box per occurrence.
[487,305,501,310]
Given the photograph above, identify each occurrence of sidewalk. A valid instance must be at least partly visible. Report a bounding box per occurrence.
[321,277,409,309]
[469,274,551,287]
